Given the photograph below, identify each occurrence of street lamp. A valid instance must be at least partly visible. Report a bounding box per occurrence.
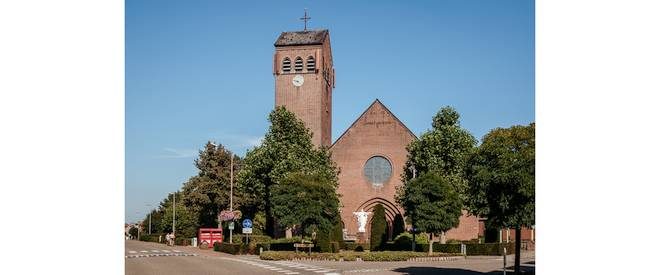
[170,192,176,237]
[146,204,152,235]
[230,152,234,244]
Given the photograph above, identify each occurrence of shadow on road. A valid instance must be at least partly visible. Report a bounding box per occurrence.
[392,265,535,275]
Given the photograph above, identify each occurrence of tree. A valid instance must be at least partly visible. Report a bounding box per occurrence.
[403,106,476,202]
[237,107,339,237]
[159,192,199,239]
[270,172,340,237]
[141,208,163,235]
[396,172,462,255]
[128,227,139,239]
[466,123,535,275]
[369,204,387,251]
[182,142,241,228]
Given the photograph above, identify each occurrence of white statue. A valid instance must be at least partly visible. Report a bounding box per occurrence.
[353,209,371,233]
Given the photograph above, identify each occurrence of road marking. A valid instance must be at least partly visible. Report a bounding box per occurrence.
[172,250,181,252]
[128,251,137,253]
[161,250,170,252]
[314,270,334,273]
[151,250,160,253]
[284,273,300,275]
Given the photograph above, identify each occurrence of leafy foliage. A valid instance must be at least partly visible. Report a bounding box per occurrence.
[465,123,535,229]
[369,204,387,251]
[270,172,340,236]
[403,106,476,202]
[128,227,138,239]
[159,192,199,238]
[237,107,339,236]
[182,142,242,228]
[392,214,406,240]
[395,172,462,254]
[396,173,462,236]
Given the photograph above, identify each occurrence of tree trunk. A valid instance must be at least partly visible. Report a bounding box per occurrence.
[515,226,522,275]
[428,233,433,255]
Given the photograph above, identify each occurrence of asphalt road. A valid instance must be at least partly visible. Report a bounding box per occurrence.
[125,240,535,275]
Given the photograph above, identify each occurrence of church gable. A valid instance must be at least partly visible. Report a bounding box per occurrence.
[331,99,416,149]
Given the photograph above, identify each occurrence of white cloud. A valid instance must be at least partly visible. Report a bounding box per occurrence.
[155,148,198,159]
[210,133,264,155]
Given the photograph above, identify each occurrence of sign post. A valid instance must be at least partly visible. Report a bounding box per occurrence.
[242,219,253,244]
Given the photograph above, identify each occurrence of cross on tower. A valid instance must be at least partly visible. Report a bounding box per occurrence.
[300,9,311,31]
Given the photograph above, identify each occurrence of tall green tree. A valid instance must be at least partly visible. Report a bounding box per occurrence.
[369,204,387,251]
[237,107,339,237]
[182,142,241,228]
[403,106,477,202]
[396,173,462,255]
[466,123,535,275]
[159,192,199,238]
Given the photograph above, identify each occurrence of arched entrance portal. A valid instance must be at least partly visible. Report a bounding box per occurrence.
[354,197,404,241]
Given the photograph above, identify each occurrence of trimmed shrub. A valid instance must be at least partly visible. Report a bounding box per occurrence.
[466,242,515,256]
[370,204,387,251]
[214,242,245,255]
[354,245,364,252]
[139,234,160,243]
[315,229,332,253]
[259,251,461,261]
[330,242,340,253]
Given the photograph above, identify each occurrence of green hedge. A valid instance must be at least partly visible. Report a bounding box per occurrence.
[260,251,461,261]
[466,242,515,256]
[342,242,367,251]
[139,234,161,243]
[382,237,516,256]
[214,242,246,255]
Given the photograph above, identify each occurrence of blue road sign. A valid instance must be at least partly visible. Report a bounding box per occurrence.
[242,219,252,228]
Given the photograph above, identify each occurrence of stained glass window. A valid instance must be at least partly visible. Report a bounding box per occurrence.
[364,156,392,186]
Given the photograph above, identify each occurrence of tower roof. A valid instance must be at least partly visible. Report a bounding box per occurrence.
[274,29,329,46]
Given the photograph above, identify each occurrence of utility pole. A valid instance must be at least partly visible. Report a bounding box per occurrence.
[229,152,234,244]
[172,192,176,237]
[146,204,152,235]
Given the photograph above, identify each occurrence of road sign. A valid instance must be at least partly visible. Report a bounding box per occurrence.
[228,222,234,230]
[242,227,252,234]
[242,219,252,228]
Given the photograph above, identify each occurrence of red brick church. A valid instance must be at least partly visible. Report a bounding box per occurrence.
[271,29,532,244]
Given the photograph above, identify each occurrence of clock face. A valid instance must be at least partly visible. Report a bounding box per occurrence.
[292,75,304,87]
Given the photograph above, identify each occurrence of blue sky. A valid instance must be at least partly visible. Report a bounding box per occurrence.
[126,0,534,223]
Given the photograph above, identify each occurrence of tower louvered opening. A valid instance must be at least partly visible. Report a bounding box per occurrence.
[282,57,291,73]
[294,57,303,72]
[306,56,316,72]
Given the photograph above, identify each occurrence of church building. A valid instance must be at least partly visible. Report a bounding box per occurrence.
[272,29,480,242]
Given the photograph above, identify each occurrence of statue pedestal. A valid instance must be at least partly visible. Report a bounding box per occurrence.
[356,232,368,244]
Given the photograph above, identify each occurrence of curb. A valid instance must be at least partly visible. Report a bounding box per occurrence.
[125,253,198,258]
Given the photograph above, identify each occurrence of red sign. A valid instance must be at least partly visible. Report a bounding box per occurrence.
[198,228,223,248]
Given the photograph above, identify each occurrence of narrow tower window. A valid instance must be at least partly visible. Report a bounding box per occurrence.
[306,56,316,72]
[294,57,303,72]
[282,57,291,73]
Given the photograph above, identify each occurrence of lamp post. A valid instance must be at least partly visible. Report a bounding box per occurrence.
[170,192,176,238]
[146,204,152,235]
[229,152,234,244]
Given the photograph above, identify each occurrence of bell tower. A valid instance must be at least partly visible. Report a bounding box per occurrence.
[273,29,335,147]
